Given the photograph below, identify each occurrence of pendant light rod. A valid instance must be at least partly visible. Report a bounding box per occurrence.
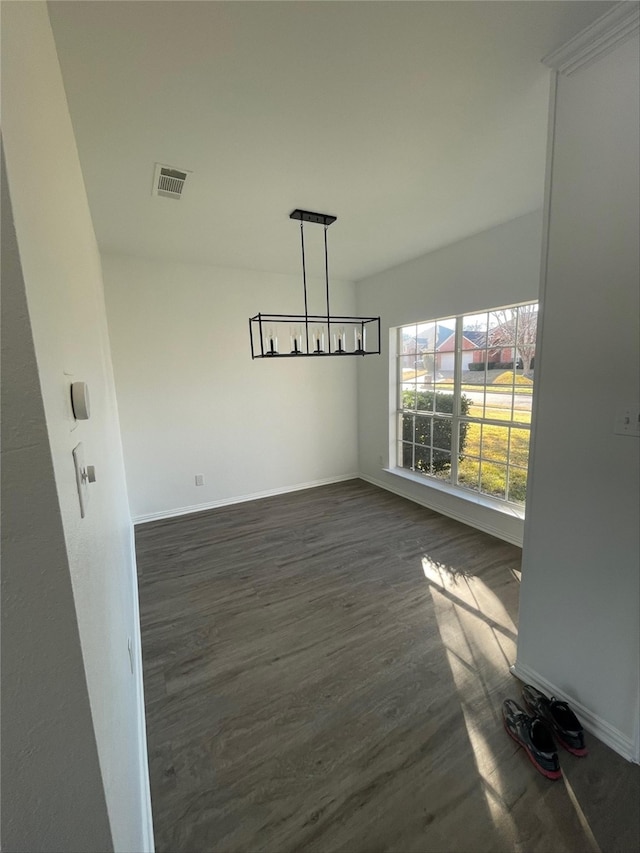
[293,208,336,353]
[300,222,310,354]
[324,224,331,353]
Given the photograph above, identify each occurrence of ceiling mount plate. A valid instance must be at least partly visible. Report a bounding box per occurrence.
[290,209,337,227]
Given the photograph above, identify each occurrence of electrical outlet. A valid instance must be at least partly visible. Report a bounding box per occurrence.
[195,473,205,486]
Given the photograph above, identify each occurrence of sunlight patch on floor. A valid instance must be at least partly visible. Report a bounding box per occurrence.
[424,557,602,853]
[422,556,515,627]
[428,583,519,848]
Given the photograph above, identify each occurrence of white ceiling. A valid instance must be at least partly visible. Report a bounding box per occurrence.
[49,0,614,282]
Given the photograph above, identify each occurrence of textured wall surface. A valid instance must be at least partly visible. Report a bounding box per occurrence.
[355,212,542,544]
[103,253,358,520]
[1,3,152,849]
[1,143,113,853]
[518,34,640,758]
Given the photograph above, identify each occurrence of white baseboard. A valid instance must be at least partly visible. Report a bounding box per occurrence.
[510,660,638,764]
[359,472,524,547]
[133,473,359,525]
[128,526,155,851]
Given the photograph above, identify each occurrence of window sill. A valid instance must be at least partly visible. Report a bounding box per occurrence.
[383,466,526,520]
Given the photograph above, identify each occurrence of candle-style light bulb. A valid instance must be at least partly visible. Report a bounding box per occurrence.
[290,325,302,354]
[266,326,278,355]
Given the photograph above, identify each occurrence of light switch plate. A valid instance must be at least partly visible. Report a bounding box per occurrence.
[72,442,88,517]
[613,407,640,437]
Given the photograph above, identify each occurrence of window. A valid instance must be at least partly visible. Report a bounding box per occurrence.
[397,302,538,507]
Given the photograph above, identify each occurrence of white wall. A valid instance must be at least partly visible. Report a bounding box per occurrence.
[1,3,152,850]
[102,253,358,521]
[516,34,640,760]
[355,212,543,545]
[1,146,115,853]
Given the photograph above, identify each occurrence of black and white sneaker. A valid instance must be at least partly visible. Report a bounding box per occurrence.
[522,684,587,757]
[502,698,562,780]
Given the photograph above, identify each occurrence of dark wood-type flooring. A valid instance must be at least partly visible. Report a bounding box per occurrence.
[136,479,639,852]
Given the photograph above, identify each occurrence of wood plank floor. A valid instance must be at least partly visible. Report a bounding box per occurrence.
[136,479,639,853]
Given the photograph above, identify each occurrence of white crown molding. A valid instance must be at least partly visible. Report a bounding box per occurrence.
[543,1,639,76]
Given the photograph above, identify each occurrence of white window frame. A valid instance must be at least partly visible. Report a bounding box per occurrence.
[394,302,537,510]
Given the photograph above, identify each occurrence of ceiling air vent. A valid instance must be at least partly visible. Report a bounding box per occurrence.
[153,163,190,200]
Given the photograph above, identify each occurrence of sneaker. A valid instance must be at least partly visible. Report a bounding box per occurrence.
[502,698,562,780]
[521,684,587,757]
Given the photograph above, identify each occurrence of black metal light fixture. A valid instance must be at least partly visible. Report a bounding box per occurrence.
[249,209,381,358]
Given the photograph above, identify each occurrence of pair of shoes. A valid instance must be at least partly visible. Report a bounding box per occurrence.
[502,685,587,781]
[522,684,588,757]
[502,698,562,780]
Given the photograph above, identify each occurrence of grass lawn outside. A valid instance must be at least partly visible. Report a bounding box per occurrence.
[437,381,533,395]
[466,404,532,426]
[458,417,530,503]
[401,389,532,504]
[401,368,534,395]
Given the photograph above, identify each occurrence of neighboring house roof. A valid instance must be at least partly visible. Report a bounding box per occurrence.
[460,330,486,348]
[402,324,452,351]
[436,326,453,348]
[414,326,452,350]
[406,321,535,353]
[437,329,486,352]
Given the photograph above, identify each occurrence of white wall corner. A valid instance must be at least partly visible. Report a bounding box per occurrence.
[510,661,639,764]
[542,1,640,76]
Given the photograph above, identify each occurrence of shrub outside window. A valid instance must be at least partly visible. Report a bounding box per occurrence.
[397,302,537,506]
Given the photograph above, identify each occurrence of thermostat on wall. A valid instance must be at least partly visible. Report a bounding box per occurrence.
[71,381,91,420]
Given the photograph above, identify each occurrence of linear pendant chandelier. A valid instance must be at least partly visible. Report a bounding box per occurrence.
[249,209,381,358]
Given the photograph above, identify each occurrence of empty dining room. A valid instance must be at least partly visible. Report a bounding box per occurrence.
[2,2,639,852]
